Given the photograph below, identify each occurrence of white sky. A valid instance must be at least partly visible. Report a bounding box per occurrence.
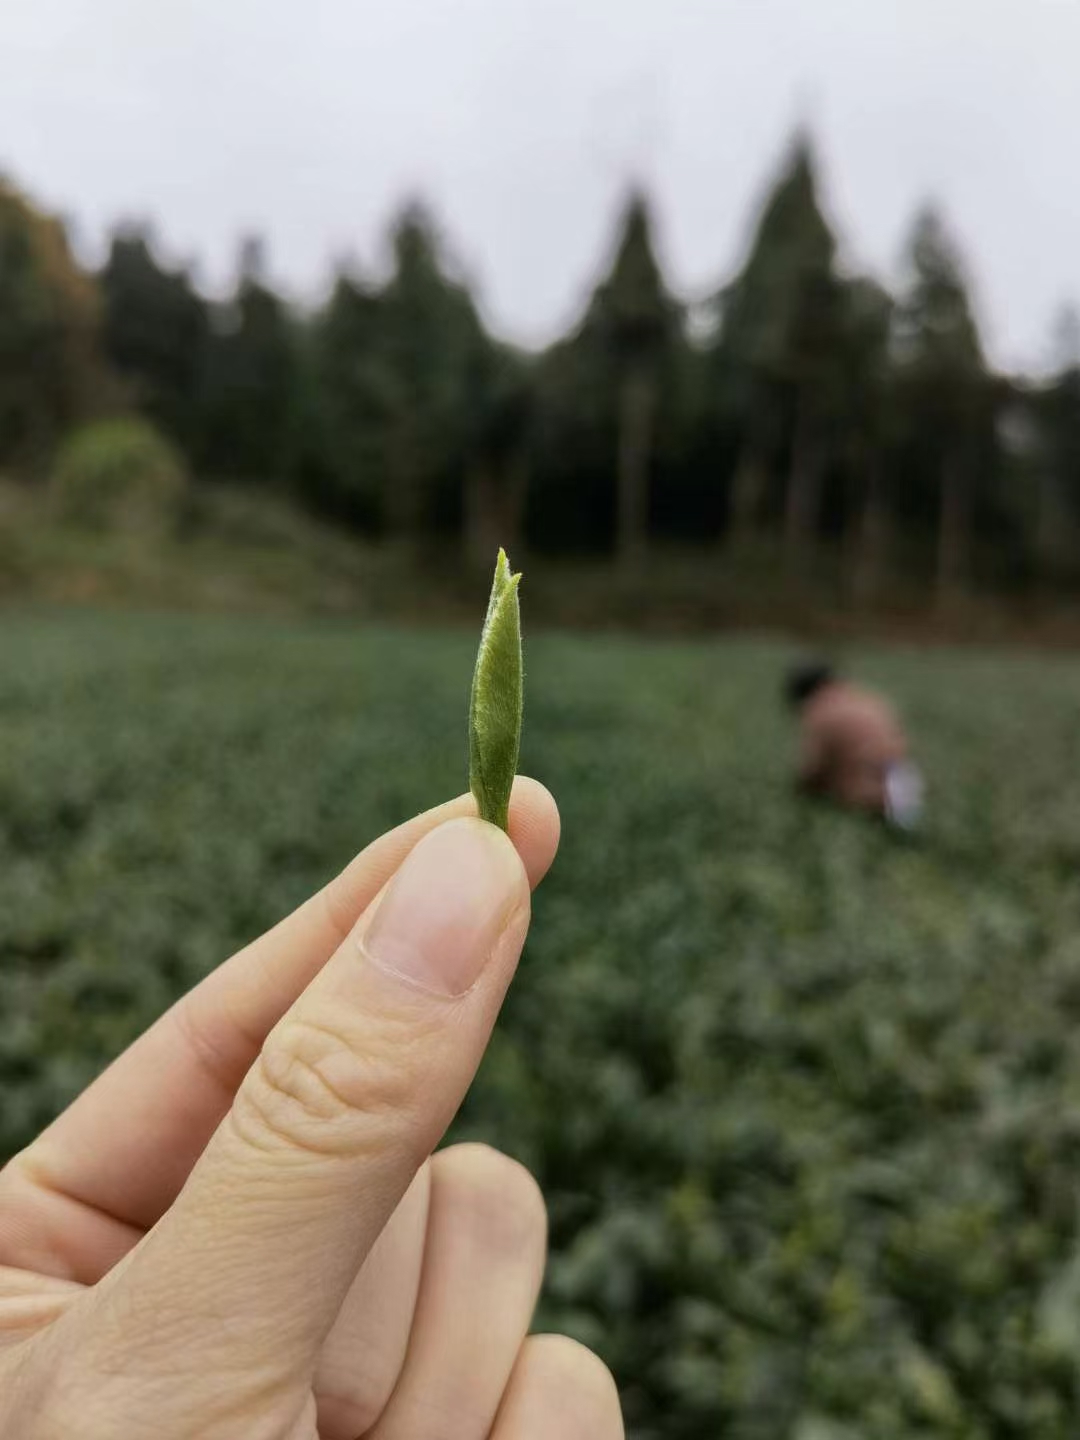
[2,0,1078,370]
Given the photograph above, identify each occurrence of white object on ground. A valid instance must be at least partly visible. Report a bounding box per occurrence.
[884,761,925,831]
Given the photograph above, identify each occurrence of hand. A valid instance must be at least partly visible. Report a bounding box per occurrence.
[0,780,622,1439]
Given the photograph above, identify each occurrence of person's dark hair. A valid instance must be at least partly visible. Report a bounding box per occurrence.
[784,660,836,710]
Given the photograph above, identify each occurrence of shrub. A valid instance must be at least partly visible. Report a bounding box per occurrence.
[51,418,188,533]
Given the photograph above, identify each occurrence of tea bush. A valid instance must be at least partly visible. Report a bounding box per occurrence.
[2,611,1080,1436]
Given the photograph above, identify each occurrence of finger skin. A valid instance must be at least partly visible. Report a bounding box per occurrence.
[367,1145,548,1440]
[314,1164,431,1440]
[1,779,559,1282]
[75,821,531,1384]
[491,1336,624,1440]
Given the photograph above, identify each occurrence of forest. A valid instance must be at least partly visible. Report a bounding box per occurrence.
[4,132,1080,613]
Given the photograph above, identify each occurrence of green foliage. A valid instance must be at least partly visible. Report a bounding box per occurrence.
[50,418,188,532]
[1026,307,1080,578]
[838,279,894,446]
[589,192,683,564]
[708,135,852,554]
[0,178,101,468]
[892,207,987,482]
[892,209,990,592]
[461,342,534,564]
[5,614,1080,1434]
[304,273,387,525]
[469,549,523,830]
[98,228,209,457]
[199,239,300,485]
[895,209,984,385]
[717,135,839,388]
[374,204,490,536]
[592,192,678,361]
[7,134,1080,599]
[533,192,687,561]
[306,206,489,536]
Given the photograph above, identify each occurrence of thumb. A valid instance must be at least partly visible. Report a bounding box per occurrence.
[105,817,529,1375]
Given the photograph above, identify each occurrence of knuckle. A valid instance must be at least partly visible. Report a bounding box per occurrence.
[233,1013,424,1159]
[434,1143,547,1258]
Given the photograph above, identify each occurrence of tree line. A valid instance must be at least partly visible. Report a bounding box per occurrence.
[3,132,1080,603]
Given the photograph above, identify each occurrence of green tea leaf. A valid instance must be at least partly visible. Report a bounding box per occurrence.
[469,548,523,831]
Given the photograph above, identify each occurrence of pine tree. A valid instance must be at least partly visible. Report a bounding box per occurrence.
[894,207,986,603]
[588,191,677,571]
[200,238,299,485]
[305,270,385,526]
[528,321,616,557]
[840,277,894,604]
[374,204,487,542]
[1028,306,1080,581]
[462,344,532,566]
[306,208,487,539]
[713,136,845,571]
[99,227,209,459]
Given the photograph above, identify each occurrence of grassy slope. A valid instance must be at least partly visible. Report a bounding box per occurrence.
[3,611,1080,1435]
[0,484,422,616]
[10,480,1080,642]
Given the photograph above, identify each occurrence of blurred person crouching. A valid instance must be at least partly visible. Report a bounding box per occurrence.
[785,661,923,829]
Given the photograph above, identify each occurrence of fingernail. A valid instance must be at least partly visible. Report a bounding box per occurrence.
[360,818,524,997]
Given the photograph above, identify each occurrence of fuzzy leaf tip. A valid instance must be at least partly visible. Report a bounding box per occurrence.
[469,548,523,832]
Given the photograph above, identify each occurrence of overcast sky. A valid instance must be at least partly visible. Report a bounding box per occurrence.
[2,0,1078,370]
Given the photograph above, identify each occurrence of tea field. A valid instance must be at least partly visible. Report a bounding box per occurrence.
[4,608,1080,1437]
